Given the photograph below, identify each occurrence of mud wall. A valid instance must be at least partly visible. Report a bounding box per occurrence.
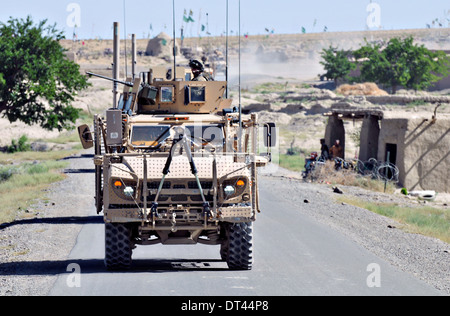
[379,116,450,193]
[359,116,380,162]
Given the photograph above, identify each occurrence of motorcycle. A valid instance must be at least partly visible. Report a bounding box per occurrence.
[302,152,320,179]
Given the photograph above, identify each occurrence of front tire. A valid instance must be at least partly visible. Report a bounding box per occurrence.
[104,223,133,270]
[221,222,253,270]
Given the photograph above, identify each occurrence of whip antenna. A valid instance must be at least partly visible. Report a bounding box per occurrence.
[123,0,128,77]
[238,0,242,151]
[225,0,229,97]
[172,0,177,81]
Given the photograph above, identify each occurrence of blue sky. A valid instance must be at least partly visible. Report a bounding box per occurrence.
[0,0,449,39]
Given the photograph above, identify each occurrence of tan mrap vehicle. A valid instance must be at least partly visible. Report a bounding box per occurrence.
[78,65,276,270]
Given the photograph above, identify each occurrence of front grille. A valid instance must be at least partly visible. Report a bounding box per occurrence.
[146,181,213,190]
[140,180,215,204]
[141,194,213,203]
[188,181,213,189]
[170,195,188,202]
[148,181,171,189]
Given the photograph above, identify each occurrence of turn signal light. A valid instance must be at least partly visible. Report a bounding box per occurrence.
[236,180,245,187]
[114,180,122,187]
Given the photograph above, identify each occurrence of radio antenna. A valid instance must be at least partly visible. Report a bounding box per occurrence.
[238,0,242,152]
[172,0,177,81]
[123,0,128,78]
[225,0,229,98]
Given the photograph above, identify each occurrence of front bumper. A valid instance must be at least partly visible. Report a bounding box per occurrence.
[104,204,253,224]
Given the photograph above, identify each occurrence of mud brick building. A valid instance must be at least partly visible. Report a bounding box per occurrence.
[325,108,450,193]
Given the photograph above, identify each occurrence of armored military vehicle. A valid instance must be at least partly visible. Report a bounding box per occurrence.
[78,28,276,271]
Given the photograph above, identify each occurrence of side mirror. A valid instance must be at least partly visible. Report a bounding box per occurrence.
[77,124,93,149]
[263,123,277,148]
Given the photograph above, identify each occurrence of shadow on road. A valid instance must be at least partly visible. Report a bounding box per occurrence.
[63,168,95,174]
[0,216,103,230]
[0,258,228,276]
[59,154,94,160]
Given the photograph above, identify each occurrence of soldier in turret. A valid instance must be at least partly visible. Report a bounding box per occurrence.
[189,59,213,81]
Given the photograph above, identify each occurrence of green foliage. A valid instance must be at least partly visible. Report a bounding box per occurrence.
[0,16,90,131]
[0,157,68,224]
[6,135,31,153]
[319,46,356,85]
[22,160,67,175]
[279,154,305,172]
[0,166,17,181]
[347,199,450,243]
[354,36,450,93]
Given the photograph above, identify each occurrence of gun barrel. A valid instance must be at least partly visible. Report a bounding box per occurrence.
[86,72,134,87]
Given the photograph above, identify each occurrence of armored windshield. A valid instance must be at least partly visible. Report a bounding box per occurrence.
[130,124,224,148]
[130,125,170,147]
[186,125,223,143]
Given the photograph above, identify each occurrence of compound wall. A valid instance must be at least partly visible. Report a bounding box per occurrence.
[378,114,450,193]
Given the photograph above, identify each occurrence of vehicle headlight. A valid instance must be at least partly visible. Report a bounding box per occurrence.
[224,185,235,196]
[112,179,136,201]
[222,177,248,199]
[123,186,134,197]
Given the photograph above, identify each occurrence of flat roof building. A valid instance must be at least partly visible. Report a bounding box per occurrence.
[324,108,450,193]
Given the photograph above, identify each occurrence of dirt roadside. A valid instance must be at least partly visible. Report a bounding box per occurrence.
[0,149,96,296]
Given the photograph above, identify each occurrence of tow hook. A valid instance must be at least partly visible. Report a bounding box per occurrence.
[171,212,177,232]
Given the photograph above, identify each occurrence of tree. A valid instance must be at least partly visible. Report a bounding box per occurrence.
[319,46,356,86]
[0,16,89,131]
[354,36,450,94]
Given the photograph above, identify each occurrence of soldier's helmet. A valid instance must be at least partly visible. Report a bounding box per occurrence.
[189,59,204,71]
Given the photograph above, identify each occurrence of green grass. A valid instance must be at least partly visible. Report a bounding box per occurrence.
[0,155,69,224]
[279,154,305,172]
[0,149,78,164]
[0,111,90,225]
[339,197,450,244]
[252,82,305,94]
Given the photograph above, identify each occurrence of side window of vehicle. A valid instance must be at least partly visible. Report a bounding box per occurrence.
[160,86,174,103]
[190,86,206,103]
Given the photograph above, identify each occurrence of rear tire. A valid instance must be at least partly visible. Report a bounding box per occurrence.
[104,223,133,270]
[222,222,253,270]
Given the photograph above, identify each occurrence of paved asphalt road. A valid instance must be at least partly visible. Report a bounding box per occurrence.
[49,168,442,296]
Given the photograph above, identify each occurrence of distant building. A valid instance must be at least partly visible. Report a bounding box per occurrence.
[325,108,450,193]
[145,32,180,58]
